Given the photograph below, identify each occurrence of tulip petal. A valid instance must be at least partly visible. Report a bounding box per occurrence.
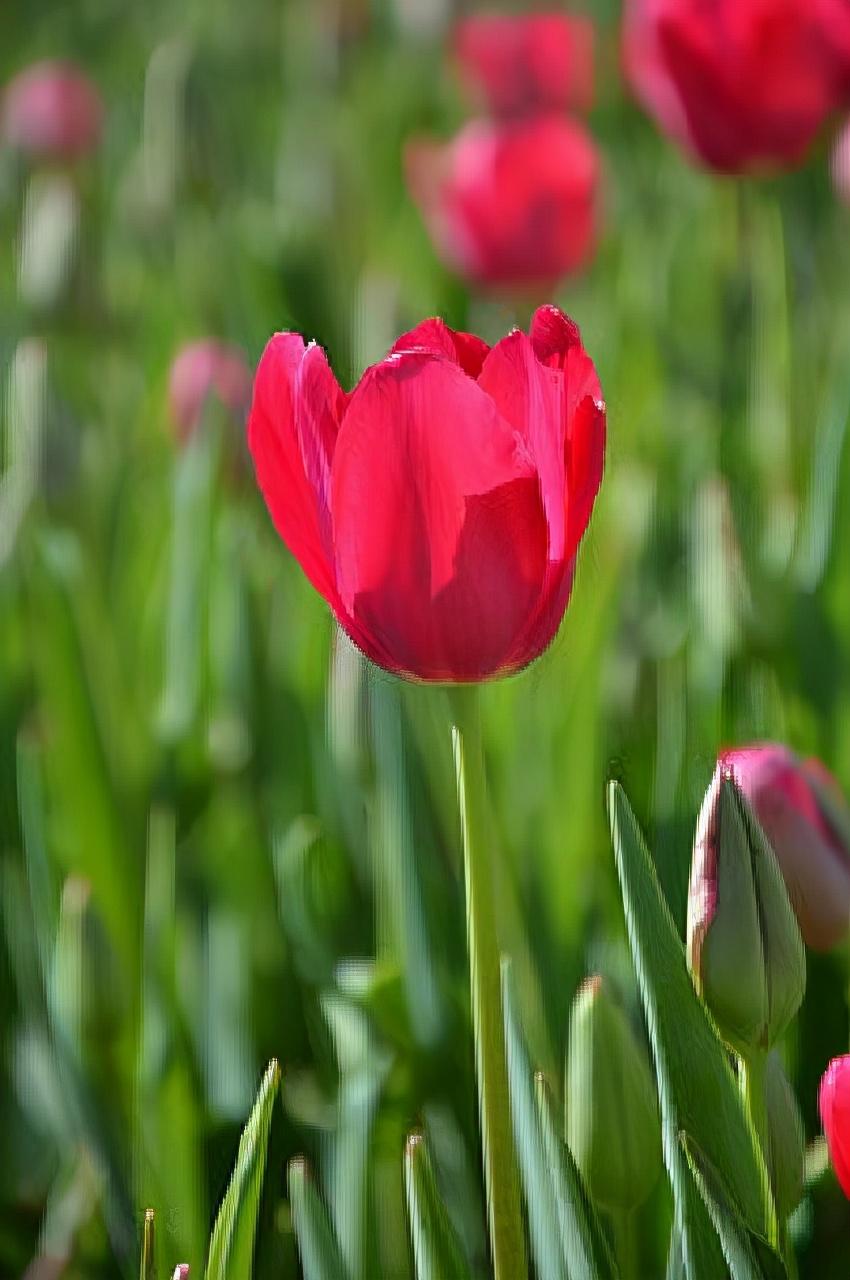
[331,351,548,680]
[821,1058,850,1198]
[529,303,582,367]
[391,318,490,379]
[248,333,344,605]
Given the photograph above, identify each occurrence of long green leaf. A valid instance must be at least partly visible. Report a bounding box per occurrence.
[501,961,567,1280]
[533,1074,619,1280]
[404,1133,472,1280]
[288,1157,348,1280]
[204,1059,280,1280]
[607,783,773,1276]
[682,1136,787,1280]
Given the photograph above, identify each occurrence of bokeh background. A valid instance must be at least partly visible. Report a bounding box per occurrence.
[3,0,850,1275]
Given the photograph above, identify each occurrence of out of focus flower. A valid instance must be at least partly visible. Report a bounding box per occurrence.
[566,976,662,1211]
[720,744,850,951]
[454,11,594,117]
[687,769,805,1054]
[1,61,102,161]
[406,114,599,291]
[168,340,253,443]
[831,116,850,203]
[623,0,848,173]
[820,1054,850,1198]
[248,306,605,682]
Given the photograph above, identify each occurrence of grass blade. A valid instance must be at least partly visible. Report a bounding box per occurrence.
[404,1133,472,1280]
[204,1059,280,1280]
[288,1157,349,1280]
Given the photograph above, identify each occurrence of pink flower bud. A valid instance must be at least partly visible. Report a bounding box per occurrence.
[819,1054,850,1198]
[167,340,253,443]
[2,61,102,161]
[720,744,850,951]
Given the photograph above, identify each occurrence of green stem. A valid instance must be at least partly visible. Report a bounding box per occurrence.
[739,1050,778,1250]
[450,686,528,1280]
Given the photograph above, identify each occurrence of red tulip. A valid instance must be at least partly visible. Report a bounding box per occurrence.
[168,340,253,443]
[820,1055,850,1198]
[247,307,605,682]
[407,115,599,291]
[719,745,850,950]
[1,61,102,161]
[623,0,848,173]
[454,12,594,117]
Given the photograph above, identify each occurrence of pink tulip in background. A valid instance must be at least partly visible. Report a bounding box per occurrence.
[407,114,599,291]
[454,11,594,118]
[820,1055,850,1198]
[168,340,253,443]
[2,60,103,160]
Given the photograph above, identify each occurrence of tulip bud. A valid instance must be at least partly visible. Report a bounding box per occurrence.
[167,340,253,444]
[566,976,661,1212]
[2,61,102,161]
[764,1051,804,1216]
[820,1054,850,1199]
[721,745,850,951]
[687,769,806,1054]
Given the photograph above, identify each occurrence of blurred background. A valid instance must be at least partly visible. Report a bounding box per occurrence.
[3,0,850,1275]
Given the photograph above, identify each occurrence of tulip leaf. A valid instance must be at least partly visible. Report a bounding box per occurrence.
[607,783,774,1275]
[534,1071,620,1280]
[204,1060,280,1280]
[501,960,569,1280]
[288,1157,349,1280]
[404,1133,472,1280]
[681,1135,788,1280]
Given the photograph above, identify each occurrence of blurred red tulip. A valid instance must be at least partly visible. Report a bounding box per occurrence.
[623,0,848,173]
[1,61,102,161]
[247,306,605,682]
[407,114,599,291]
[820,1055,850,1197]
[168,340,253,443]
[719,744,850,950]
[454,11,594,117]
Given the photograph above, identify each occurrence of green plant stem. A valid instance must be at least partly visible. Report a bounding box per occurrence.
[450,686,528,1280]
[739,1050,778,1250]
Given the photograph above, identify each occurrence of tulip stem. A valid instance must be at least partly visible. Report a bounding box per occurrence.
[450,686,528,1280]
[610,1209,638,1280]
[739,1050,778,1249]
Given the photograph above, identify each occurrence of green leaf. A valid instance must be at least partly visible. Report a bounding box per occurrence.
[204,1059,280,1280]
[288,1157,349,1280]
[533,1072,620,1280]
[682,1135,788,1280]
[404,1133,472,1280]
[501,960,568,1280]
[140,1208,156,1280]
[607,783,774,1276]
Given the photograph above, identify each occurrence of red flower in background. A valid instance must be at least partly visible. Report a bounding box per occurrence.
[1,61,103,160]
[247,307,605,682]
[623,0,849,172]
[407,114,599,291]
[168,340,253,443]
[820,1055,850,1197]
[454,11,595,117]
[718,744,850,950]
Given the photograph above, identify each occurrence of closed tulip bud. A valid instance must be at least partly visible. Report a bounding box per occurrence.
[764,1051,804,1215]
[2,61,103,161]
[406,114,599,292]
[720,745,850,951]
[687,769,806,1054]
[623,0,850,174]
[248,307,604,682]
[453,12,595,118]
[820,1054,850,1199]
[168,340,253,444]
[566,976,661,1212]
